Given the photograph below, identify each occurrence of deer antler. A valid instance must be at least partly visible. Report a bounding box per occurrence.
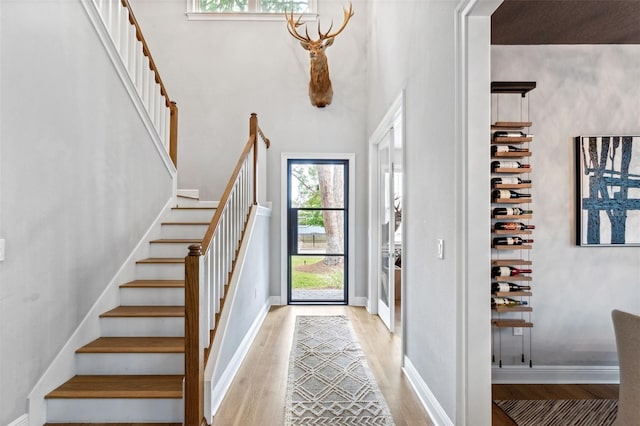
[286,10,312,43]
[286,3,354,42]
[319,3,354,40]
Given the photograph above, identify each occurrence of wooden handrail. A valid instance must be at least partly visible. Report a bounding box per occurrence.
[120,0,170,105]
[200,134,256,252]
[200,113,270,252]
[120,0,178,167]
[184,114,270,425]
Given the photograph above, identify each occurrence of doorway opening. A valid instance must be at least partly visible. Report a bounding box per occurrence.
[287,159,349,304]
[368,92,404,333]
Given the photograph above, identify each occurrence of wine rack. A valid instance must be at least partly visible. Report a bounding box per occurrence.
[491,81,535,368]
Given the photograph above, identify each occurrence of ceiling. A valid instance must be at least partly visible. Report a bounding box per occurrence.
[491,0,640,45]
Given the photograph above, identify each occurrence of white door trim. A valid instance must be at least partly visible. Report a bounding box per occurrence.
[367,91,405,314]
[454,1,503,424]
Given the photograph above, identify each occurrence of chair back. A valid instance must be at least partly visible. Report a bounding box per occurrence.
[612,309,640,426]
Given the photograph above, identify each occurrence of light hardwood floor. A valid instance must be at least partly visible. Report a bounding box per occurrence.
[213,305,434,426]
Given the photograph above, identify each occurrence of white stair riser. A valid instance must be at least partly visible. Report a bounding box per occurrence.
[168,208,216,222]
[120,287,184,306]
[161,224,208,239]
[136,263,184,280]
[76,353,184,375]
[100,317,184,337]
[47,398,183,422]
[149,241,195,258]
[176,198,219,208]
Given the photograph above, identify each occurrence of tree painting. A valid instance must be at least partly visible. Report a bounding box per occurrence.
[578,136,640,245]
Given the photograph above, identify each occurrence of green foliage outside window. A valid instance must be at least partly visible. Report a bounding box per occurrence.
[199,0,310,13]
[292,165,324,227]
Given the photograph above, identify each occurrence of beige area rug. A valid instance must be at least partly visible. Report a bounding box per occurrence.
[285,315,395,425]
[495,399,618,426]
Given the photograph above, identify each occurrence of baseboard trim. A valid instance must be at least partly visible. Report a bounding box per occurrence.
[208,300,270,416]
[7,414,28,426]
[27,197,174,426]
[492,365,620,384]
[403,356,454,426]
[351,296,368,307]
[269,295,283,306]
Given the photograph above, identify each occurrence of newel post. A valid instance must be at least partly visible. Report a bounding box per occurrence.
[250,113,258,205]
[169,101,179,167]
[184,244,204,425]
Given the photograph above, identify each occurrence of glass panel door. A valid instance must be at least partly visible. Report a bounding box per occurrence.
[377,132,395,331]
[288,160,348,304]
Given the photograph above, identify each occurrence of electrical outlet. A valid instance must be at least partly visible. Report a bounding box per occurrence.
[513,327,523,336]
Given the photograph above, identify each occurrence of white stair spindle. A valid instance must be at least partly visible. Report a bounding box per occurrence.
[127,25,137,76]
[155,83,163,136]
[148,78,157,129]
[141,56,150,109]
[117,7,129,58]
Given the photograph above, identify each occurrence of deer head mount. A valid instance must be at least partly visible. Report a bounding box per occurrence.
[286,4,354,108]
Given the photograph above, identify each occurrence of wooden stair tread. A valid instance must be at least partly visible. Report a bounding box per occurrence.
[120,280,184,288]
[45,375,183,399]
[77,337,184,353]
[100,306,184,318]
[136,258,185,264]
[171,206,215,210]
[149,238,202,244]
[161,222,210,225]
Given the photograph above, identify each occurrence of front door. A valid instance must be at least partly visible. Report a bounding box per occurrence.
[287,159,349,304]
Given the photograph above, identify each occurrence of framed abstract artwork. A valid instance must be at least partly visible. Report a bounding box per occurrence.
[575,136,640,246]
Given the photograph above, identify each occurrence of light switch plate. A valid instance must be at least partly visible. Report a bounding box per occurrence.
[0,239,5,261]
[437,239,444,259]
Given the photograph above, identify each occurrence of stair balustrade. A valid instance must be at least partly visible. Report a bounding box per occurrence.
[184,113,271,425]
[85,0,178,166]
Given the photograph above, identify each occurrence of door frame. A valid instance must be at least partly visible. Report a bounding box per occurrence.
[280,153,356,305]
[367,91,405,333]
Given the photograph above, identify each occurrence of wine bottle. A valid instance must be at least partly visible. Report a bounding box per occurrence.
[492,207,533,216]
[491,177,531,186]
[493,237,534,246]
[491,266,532,277]
[491,145,529,155]
[493,131,533,139]
[491,160,531,170]
[491,297,528,307]
[492,282,531,292]
[494,222,535,231]
[492,189,531,200]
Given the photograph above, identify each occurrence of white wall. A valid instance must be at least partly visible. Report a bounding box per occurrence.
[0,1,173,423]
[128,0,369,299]
[492,45,640,368]
[367,0,469,422]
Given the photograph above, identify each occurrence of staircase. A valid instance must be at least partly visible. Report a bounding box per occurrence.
[44,195,217,424]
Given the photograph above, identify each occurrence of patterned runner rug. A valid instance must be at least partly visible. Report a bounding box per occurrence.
[285,315,395,425]
[495,399,618,426]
